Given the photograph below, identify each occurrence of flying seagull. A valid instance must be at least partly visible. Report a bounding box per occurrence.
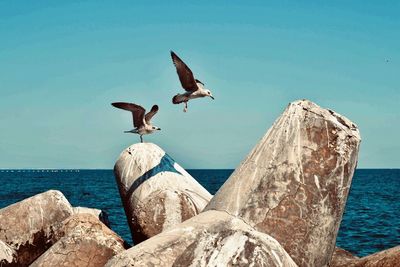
[111,102,161,143]
[170,51,214,112]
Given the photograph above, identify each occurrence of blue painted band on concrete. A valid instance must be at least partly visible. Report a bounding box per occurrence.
[126,154,183,197]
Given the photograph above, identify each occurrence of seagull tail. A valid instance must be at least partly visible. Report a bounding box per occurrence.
[172,94,184,104]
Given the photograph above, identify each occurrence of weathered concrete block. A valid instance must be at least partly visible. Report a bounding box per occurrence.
[114,143,212,244]
[330,247,359,267]
[30,213,126,267]
[0,190,73,266]
[331,246,400,267]
[205,100,361,267]
[105,210,297,267]
[0,240,15,266]
[73,206,110,227]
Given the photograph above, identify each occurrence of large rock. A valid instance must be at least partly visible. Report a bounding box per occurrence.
[0,190,73,266]
[105,210,297,267]
[331,246,400,267]
[114,143,212,244]
[205,100,361,267]
[73,206,111,227]
[330,247,359,267]
[30,213,126,267]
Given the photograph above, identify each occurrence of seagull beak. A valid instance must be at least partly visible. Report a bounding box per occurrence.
[210,95,215,100]
[157,127,161,130]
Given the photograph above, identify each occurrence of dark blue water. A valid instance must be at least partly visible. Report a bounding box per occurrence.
[0,169,399,257]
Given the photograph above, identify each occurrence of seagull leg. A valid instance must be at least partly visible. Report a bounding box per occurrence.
[140,135,143,143]
[183,102,188,112]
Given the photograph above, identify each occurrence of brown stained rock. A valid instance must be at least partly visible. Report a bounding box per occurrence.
[72,206,111,227]
[334,246,400,267]
[330,247,359,267]
[30,213,127,267]
[205,100,361,267]
[114,143,212,244]
[0,190,73,266]
[105,210,297,267]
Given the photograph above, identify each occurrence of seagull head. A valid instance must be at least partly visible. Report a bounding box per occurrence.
[205,89,214,100]
[152,126,161,131]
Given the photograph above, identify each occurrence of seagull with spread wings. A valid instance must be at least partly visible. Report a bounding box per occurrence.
[111,102,161,143]
[170,51,214,112]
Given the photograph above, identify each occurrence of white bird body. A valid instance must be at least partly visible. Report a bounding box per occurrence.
[125,124,158,136]
[112,102,160,142]
[173,82,211,102]
[170,51,214,112]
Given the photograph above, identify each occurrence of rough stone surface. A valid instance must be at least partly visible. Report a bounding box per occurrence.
[0,240,15,266]
[0,190,73,266]
[114,143,212,244]
[30,213,126,267]
[329,247,359,267]
[331,246,400,267]
[205,100,361,267]
[105,210,297,267]
[73,206,110,227]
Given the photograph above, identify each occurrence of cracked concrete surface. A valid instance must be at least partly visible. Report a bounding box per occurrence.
[0,190,73,266]
[0,240,15,265]
[105,210,297,267]
[330,245,400,267]
[114,143,212,244]
[72,207,110,228]
[329,247,359,267]
[205,100,361,267]
[30,213,126,267]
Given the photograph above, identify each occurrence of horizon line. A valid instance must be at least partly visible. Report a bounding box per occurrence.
[1,168,400,171]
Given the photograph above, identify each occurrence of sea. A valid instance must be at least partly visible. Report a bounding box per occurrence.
[0,169,399,257]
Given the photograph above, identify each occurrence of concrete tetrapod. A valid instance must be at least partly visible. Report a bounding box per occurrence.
[205,100,361,267]
[105,210,297,267]
[72,206,111,227]
[30,213,126,267]
[114,143,212,244]
[332,246,400,267]
[0,190,73,266]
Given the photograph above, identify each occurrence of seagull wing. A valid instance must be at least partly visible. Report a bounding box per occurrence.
[195,79,204,85]
[171,51,198,92]
[111,102,146,128]
[145,105,159,123]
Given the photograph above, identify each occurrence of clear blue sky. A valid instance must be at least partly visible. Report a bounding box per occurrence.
[0,1,399,169]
